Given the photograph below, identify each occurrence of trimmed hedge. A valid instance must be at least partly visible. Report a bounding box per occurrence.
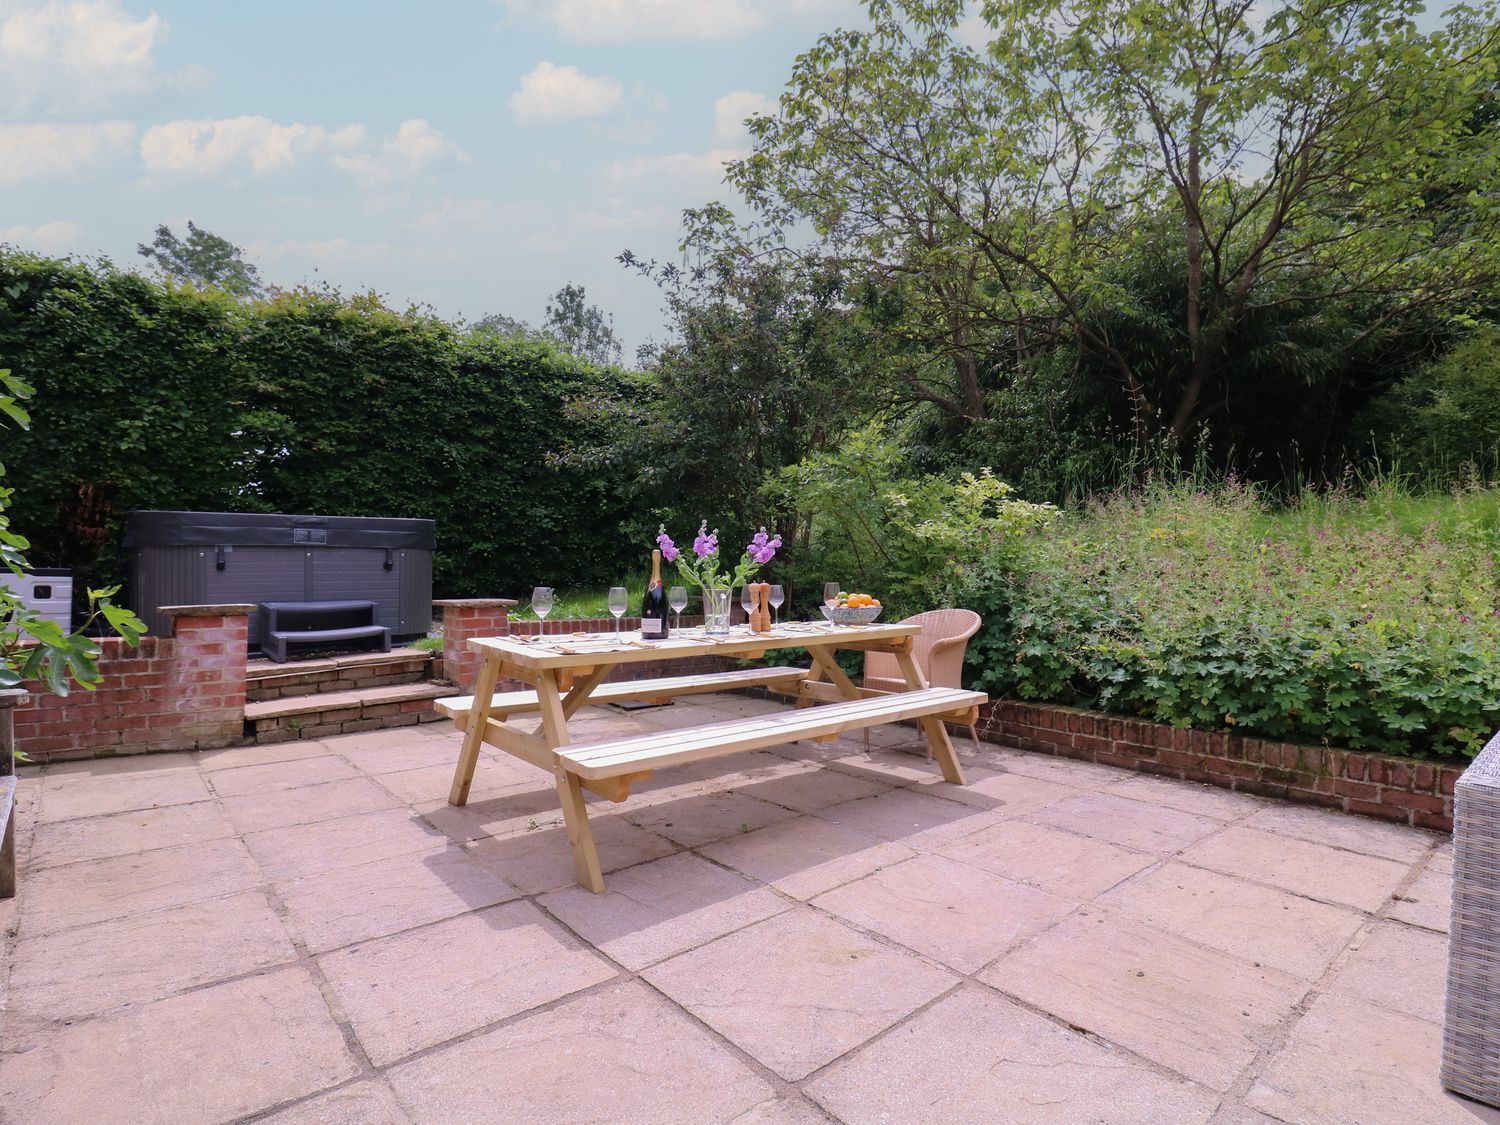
[0,250,636,601]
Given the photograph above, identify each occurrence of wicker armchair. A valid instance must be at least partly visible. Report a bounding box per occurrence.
[863,608,983,756]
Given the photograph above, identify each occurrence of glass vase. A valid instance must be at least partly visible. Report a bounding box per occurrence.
[701,585,731,635]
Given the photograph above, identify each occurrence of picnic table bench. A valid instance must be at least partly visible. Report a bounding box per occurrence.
[435,621,986,892]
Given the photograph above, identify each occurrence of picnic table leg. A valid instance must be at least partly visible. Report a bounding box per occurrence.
[537,671,606,893]
[894,646,967,786]
[449,652,501,806]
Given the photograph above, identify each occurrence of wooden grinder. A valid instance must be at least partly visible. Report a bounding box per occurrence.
[749,582,772,633]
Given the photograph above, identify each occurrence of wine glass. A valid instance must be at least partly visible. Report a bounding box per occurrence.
[740,585,753,624]
[531,586,553,624]
[769,584,784,627]
[823,581,841,607]
[669,585,687,632]
[608,586,628,633]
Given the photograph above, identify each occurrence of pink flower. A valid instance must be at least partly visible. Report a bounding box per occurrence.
[655,526,680,563]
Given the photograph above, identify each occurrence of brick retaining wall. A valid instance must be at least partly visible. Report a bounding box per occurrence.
[979,700,1462,832]
[13,607,250,763]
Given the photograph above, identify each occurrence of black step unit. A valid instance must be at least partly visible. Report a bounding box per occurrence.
[259,600,391,663]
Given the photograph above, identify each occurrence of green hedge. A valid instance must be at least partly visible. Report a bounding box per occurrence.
[956,481,1500,759]
[0,250,637,601]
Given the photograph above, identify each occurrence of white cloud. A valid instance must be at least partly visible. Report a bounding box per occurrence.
[244,237,394,270]
[332,119,468,186]
[0,120,134,183]
[139,116,365,177]
[953,12,991,50]
[605,148,742,198]
[0,218,84,252]
[509,61,623,126]
[713,89,775,145]
[501,0,856,43]
[0,0,185,112]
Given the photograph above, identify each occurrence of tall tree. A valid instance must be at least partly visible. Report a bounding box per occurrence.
[137,221,266,298]
[543,283,623,367]
[733,0,1500,448]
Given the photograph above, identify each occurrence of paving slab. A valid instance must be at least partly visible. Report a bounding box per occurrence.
[276,845,517,953]
[828,748,963,789]
[243,807,451,881]
[1104,772,1270,820]
[643,908,957,1080]
[983,910,1309,1092]
[334,733,472,774]
[318,900,616,1066]
[257,1078,413,1124]
[207,753,362,797]
[701,814,915,901]
[814,787,995,850]
[1026,791,1225,854]
[35,769,212,823]
[986,752,1132,789]
[1243,802,1439,865]
[373,758,537,806]
[386,981,778,1124]
[1181,825,1413,912]
[1327,921,1449,1023]
[933,768,1084,816]
[622,788,800,847]
[807,984,1219,1124]
[732,764,889,812]
[0,967,357,1124]
[937,817,1157,901]
[814,853,1075,973]
[221,775,402,834]
[18,836,261,938]
[538,852,789,970]
[6,889,294,1035]
[1389,851,1453,933]
[415,787,582,846]
[198,739,336,771]
[1248,992,1500,1124]
[465,813,678,895]
[1100,861,1366,981]
[42,752,197,781]
[26,799,234,870]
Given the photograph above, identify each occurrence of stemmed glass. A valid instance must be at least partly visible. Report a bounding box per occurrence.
[669,585,687,633]
[608,586,628,634]
[823,581,841,607]
[769,584,784,627]
[531,587,553,625]
[740,585,753,624]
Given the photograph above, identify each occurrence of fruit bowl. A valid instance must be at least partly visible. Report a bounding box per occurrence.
[820,604,883,626]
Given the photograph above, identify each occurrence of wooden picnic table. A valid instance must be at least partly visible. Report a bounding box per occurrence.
[437,620,986,892]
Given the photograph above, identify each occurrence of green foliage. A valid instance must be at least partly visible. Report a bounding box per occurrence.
[0,249,638,601]
[955,479,1500,758]
[1358,325,1500,480]
[768,424,1057,614]
[0,369,146,695]
[543,283,622,367]
[136,221,265,298]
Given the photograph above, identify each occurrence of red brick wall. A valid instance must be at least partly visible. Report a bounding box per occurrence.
[980,700,1463,832]
[437,600,515,693]
[13,613,248,763]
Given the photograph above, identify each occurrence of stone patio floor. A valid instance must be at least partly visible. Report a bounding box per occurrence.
[0,693,1480,1124]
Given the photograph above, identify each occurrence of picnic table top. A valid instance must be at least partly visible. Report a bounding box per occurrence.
[470,620,920,670]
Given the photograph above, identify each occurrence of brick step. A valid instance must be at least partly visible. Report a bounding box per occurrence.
[245,647,436,702]
[244,681,451,744]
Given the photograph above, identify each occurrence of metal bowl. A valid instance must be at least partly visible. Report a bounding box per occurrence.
[820,604,883,626]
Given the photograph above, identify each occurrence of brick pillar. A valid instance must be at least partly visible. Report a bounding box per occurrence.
[434,599,517,693]
[157,604,253,748]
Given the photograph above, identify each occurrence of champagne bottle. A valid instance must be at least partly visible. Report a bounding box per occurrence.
[640,548,669,640]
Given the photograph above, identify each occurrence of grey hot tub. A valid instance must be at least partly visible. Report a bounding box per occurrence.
[123,510,435,649]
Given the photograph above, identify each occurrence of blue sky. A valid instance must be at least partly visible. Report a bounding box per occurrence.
[0,0,868,358]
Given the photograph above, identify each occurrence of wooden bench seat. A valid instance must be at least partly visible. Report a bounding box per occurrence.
[436,665,810,725]
[559,687,986,779]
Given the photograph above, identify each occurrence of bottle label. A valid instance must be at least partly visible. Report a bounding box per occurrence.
[641,617,663,637]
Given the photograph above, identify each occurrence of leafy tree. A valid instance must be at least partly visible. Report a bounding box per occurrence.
[543,283,623,367]
[734,0,1500,451]
[0,368,145,695]
[137,221,266,298]
[470,312,540,340]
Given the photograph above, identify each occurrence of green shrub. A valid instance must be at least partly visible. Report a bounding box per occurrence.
[0,250,639,602]
[956,479,1500,758]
